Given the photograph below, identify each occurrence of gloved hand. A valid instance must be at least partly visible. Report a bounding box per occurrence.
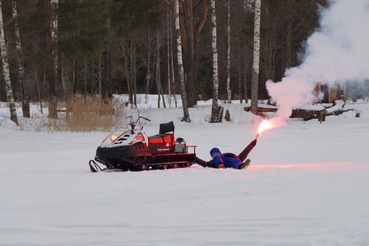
[250,139,257,147]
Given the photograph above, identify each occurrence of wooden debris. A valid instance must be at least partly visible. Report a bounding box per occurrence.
[225,109,231,121]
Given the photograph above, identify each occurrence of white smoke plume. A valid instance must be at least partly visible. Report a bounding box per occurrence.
[266,0,369,125]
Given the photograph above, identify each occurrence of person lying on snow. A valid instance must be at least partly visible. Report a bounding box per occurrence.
[195,139,257,169]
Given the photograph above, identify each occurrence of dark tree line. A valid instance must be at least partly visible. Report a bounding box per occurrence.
[0,0,326,122]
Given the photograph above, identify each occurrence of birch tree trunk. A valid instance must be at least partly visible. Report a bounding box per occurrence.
[12,1,29,118]
[226,0,231,103]
[167,7,172,108]
[210,0,219,123]
[175,0,190,122]
[0,0,18,125]
[243,0,249,104]
[251,0,261,114]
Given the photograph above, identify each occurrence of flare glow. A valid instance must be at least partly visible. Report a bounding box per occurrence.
[257,120,273,134]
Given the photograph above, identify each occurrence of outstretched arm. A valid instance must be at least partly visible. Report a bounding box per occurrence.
[238,139,257,162]
[195,156,216,168]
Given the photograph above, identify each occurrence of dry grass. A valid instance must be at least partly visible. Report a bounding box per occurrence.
[28,95,120,132]
[64,94,119,132]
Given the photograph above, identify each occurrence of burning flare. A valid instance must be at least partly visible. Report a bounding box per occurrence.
[255,117,286,139]
[257,119,273,134]
[256,120,272,139]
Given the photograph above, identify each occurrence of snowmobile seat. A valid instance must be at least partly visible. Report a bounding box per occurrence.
[148,122,175,153]
[159,121,175,134]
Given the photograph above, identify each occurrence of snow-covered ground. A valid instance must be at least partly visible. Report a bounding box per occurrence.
[1,96,369,246]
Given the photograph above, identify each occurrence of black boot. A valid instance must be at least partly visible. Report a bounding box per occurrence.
[238,159,251,169]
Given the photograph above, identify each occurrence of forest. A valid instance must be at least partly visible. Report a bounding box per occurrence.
[0,0,327,124]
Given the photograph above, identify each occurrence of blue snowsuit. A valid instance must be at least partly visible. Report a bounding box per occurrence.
[210,148,243,169]
[195,139,257,169]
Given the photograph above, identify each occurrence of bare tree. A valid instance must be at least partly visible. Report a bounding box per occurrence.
[0,0,18,125]
[61,54,71,98]
[251,0,261,114]
[210,0,219,122]
[175,0,190,122]
[155,29,166,108]
[166,0,210,107]
[12,1,30,118]
[146,26,151,99]
[51,0,59,93]
[132,33,138,105]
[122,38,133,103]
[111,33,143,105]
[46,0,58,119]
[169,9,177,108]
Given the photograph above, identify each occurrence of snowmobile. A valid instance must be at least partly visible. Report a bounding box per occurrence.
[89,103,196,172]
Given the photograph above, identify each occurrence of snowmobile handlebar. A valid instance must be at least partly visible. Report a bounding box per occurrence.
[125,116,151,125]
[138,116,151,122]
[126,116,151,133]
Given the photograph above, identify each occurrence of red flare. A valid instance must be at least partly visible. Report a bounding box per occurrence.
[257,119,273,136]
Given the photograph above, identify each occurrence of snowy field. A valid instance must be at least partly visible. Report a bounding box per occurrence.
[1,96,369,246]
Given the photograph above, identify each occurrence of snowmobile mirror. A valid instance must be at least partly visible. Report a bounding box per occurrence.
[127,123,135,133]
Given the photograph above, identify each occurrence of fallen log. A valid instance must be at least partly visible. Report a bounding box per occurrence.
[326,108,354,116]
[290,108,327,122]
[244,105,327,122]
[243,106,278,113]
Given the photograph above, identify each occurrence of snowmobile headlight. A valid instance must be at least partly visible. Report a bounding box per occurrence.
[110,134,118,142]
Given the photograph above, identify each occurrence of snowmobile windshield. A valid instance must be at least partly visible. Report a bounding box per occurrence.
[115,103,140,128]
